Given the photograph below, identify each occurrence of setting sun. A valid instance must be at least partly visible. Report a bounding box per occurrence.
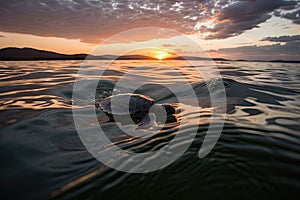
[156,51,169,60]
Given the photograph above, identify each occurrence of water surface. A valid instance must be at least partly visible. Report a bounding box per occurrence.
[0,60,299,199]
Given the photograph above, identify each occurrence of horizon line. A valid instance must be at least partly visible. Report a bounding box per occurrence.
[0,47,300,63]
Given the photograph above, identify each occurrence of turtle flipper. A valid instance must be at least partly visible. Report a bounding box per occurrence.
[161,104,175,114]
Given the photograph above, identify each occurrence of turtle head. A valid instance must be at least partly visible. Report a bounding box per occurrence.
[150,104,175,115]
[148,104,176,125]
[162,104,175,115]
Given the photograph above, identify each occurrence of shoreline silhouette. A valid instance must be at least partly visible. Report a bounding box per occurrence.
[0,47,299,63]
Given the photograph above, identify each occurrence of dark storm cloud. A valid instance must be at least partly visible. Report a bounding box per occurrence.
[0,0,299,43]
[204,13,271,39]
[274,7,300,24]
[201,0,299,39]
[261,35,300,42]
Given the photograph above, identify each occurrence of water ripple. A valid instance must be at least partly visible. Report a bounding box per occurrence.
[0,60,299,200]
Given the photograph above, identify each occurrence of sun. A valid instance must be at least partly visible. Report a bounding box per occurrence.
[156,51,169,60]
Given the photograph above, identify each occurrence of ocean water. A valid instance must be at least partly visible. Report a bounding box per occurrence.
[0,60,299,200]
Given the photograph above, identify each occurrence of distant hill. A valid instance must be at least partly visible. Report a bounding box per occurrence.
[0,47,88,60]
[269,60,300,63]
[0,47,299,63]
[165,56,230,61]
[116,55,155,60]
[0,47,155,61]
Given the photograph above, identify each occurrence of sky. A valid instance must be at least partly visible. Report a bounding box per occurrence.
[0,0,299,60]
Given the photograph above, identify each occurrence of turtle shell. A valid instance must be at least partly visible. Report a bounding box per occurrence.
[99,93,155,116]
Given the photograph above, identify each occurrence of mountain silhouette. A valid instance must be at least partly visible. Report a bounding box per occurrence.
[0,47,298,63]
[0,47,155,60]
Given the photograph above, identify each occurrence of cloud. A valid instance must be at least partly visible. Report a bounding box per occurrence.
[0,0,204,43]
[199,0,300,39]
[210,35,300,60]
[0,0,299,43]
[234,42,252,45]
[161,44,176,47]
[261,35,300,42]
[274,7,300,24]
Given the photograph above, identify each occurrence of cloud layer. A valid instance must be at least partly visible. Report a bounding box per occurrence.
[211,35,300,60]
[261,35,300,42]
[0,0,299,43]
[199,0,299,39]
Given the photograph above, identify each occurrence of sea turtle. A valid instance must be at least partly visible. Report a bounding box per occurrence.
[96,93,175,127]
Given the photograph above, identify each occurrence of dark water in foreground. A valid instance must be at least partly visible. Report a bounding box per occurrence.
[0,60,299,200]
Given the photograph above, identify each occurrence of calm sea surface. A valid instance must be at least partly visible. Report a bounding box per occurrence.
[0,60,299,199]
